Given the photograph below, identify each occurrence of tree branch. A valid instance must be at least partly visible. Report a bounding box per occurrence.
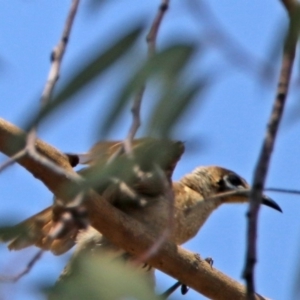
[243,2,299,298]
[41,0,80,106]
[26,0,81,184]
[0,118,269,300]
[124,0,169,154]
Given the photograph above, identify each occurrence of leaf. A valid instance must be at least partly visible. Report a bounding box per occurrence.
[149,79,207,137]
[46,253,160,300]
[100,43,195,135]
[27,24,144,129]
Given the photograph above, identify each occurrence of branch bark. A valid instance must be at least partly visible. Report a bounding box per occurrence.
[243,2,299,298]
[0,118,268,300]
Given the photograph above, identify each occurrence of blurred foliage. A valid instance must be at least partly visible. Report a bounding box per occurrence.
[0,223,28,244]
[100,44,203,137]
[27,24,145,130]
[46,253,160,300]
[148,79,207,137]
[26,25,206,139]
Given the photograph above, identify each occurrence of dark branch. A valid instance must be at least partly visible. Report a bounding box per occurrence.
[266,187,300,195]
[243,3,299,298]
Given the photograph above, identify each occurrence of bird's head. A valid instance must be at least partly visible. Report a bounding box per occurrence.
[190,166,282,212]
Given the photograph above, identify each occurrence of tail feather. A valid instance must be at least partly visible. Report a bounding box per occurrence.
[1,207,76,255]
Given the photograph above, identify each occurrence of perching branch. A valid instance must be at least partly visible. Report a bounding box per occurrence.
[243,1,299,298]
[0,118,270,300]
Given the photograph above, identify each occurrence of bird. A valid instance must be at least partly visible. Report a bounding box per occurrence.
[0,138,281,288]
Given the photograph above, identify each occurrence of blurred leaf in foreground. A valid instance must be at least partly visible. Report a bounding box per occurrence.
[100,44,196,136]
[27,23,144,130]
[148,79,208,138]
[46,253,160,300]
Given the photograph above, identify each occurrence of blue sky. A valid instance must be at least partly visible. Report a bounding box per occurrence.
[0,1,299,299]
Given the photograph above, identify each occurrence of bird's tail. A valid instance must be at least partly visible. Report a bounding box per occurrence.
[0,207,76,255]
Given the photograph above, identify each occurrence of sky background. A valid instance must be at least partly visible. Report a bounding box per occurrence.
[0,1,299,299]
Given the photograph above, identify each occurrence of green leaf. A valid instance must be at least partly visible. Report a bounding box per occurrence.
[27,24,144,129]
[149,80,207,137]
[100,43,195,135]
[46,253,160,300]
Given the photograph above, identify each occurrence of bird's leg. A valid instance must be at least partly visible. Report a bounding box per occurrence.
[204,256,214,268]
[160,281,182,299]
[160,256,213,298]
[160,281,189,298]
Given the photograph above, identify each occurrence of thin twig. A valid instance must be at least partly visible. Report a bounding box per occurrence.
[129,0,173,264]
[41,0,80,106]
[26,0,80,176]
[123,87,145,154]
[123,0,169,154]
[0,250,44,283]
[266,187,300,195]
[146,0,169,57]
[243,2,299,298]
[0,149,26,173]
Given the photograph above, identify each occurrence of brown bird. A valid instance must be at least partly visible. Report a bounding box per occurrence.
[0,138,281,284]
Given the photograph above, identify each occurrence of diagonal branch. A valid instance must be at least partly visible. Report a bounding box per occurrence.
[243,2,299,298]
[27,0,81,180]
[0,250,44,283]
[41,0,80,106]
[123,0,169,154]
[0,118,270,300]
[0,0,81,177]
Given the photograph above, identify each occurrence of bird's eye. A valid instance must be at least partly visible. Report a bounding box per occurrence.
[218,173,245,192]
[226,173,243,187]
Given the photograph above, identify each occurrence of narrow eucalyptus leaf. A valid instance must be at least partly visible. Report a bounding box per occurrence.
[138,44,195,82]
[27,24,144,129]
[47,251,160,300]
[100,43,195,135]
[150,81,205,137]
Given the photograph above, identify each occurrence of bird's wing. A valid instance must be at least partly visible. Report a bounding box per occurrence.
[77,138,185,197]
[66,138,150,166]
[66,138,184,180]
[2,139,184,254]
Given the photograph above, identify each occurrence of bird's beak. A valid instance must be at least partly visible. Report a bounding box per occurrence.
[262,195,282,212]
